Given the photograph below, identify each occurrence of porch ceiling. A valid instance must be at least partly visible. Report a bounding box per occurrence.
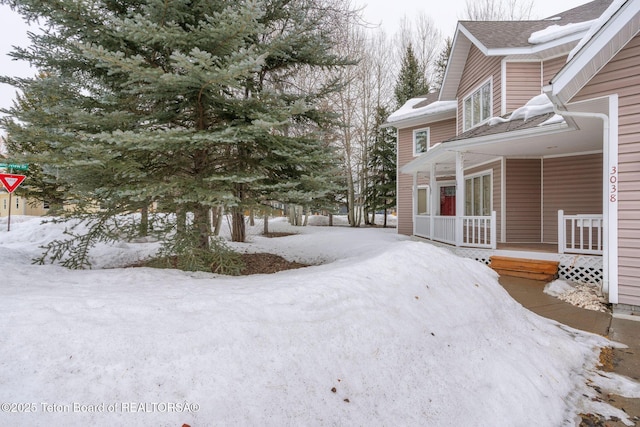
[402,113,604,176]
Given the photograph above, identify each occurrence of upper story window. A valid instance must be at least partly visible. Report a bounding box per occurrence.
[463,79,492,131]
[413,127,430,156]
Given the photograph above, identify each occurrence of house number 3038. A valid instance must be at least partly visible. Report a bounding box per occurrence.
[610,166,618,202]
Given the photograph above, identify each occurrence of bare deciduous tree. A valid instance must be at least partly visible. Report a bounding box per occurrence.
[464,0,534,20]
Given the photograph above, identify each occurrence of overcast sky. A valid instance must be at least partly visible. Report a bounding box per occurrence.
[0,0,590,118]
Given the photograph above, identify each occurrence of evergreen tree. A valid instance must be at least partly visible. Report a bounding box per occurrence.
[366,106,396,227]
[1,0,350,269]
[394,43,430,108]
[433,37,452,90]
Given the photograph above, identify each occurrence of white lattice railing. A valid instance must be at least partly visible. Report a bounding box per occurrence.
[415,212,496,249]
[558,210,603,255]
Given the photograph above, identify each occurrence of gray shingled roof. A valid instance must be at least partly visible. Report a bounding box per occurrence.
[459,0,613,49]
[444,112,556,143]
[410,91,440,109]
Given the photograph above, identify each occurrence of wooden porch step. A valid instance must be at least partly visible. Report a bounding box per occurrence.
[489,256,559,282]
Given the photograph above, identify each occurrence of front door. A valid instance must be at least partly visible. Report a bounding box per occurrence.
[440,185,456,216]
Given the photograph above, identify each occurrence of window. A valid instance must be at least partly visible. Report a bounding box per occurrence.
[463,80,492,131]
[417,187,429,215]
[413,128,430,155]
[465,172,491,216]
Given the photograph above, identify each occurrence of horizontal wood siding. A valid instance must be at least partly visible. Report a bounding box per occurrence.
[542,56,567,86]
[574,35,640,306]
[506,159,541,242]
[542,154,603,243]
[505,61,542,113]
[396,119,457,236]
[457,45,503,134]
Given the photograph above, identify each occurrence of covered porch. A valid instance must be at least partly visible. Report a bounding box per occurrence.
[401,97,616,291]
[413,210,603,256]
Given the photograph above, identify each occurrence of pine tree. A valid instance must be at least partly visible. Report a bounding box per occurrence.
[433,37,452,90]
[1,0,350,269]
[366,106,396,227]
[394,43,430,108]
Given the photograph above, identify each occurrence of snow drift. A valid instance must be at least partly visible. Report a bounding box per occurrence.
[0,216,636,426]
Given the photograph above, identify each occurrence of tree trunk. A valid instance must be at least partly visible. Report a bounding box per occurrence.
[383,208,388,228]
[263,212,269,235]
[140,204,149,237]
[303,206,309,226]
[177,205,187,236]
[231,207,246,242]
[346,172,356,227]
[329,212,333,226]
[212,206,223,236]
[193,204,211,250]
[249,209,255,226]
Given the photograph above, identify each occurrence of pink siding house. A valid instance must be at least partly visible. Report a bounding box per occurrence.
[387,0,640,317]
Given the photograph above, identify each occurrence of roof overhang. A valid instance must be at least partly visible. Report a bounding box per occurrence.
[548,0,640,105]
[401,100,606,176]
[381,109,456,129]
[440,23,589,101]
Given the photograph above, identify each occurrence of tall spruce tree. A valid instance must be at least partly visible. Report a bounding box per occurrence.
[1,0,350,269]
[433,37,452,90]
[366,106,396,227]
[394,43,430,108]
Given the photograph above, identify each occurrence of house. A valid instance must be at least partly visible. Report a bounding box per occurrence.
[386,0,640,318]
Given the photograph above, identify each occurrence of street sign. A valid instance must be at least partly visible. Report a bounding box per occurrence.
[0,163,29,171]
[0,173,26,193]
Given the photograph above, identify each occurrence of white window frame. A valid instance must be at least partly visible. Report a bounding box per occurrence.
[413,127,430,156]
[416,185,429,215]
[463,78,493,131]
[464,170,493,217]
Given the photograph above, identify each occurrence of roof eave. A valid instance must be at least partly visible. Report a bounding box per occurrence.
[549,0,640,105]
[401,121,569,174]
[440,23,588,100]
[382,110,457,129]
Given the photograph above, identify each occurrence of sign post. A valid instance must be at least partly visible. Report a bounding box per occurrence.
[0,173,27,232]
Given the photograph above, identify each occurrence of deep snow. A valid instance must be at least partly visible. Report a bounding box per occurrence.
[0,215,638,426]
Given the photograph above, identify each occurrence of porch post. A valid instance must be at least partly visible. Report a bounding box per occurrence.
[430,163,436,240]
[604,95,618,303]
[558,210,565,254]
[455,151,465,246]
[412,172,418,236]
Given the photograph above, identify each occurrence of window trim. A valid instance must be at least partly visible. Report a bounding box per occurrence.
[462,78,493,131]
[416,185,429,215]
[464,170,493,217]
[412,127,430,156]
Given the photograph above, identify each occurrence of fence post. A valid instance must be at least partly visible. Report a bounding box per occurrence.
[491,211,497,249]
[557,210,565,254]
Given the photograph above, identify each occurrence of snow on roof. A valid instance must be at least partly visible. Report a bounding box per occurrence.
[567,0,627,61]
[528,20,595,44]
[386,98,457,124]
[487,93,562,126]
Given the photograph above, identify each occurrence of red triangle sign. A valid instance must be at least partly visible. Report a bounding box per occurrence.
[0,173,26,193]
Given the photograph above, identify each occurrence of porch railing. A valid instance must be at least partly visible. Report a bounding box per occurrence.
[415,211,496,249]
[558,210,603,255]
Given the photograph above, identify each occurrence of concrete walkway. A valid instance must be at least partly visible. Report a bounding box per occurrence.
[499,276,640,425]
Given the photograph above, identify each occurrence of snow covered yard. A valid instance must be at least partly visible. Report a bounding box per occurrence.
[0,215,638,426]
